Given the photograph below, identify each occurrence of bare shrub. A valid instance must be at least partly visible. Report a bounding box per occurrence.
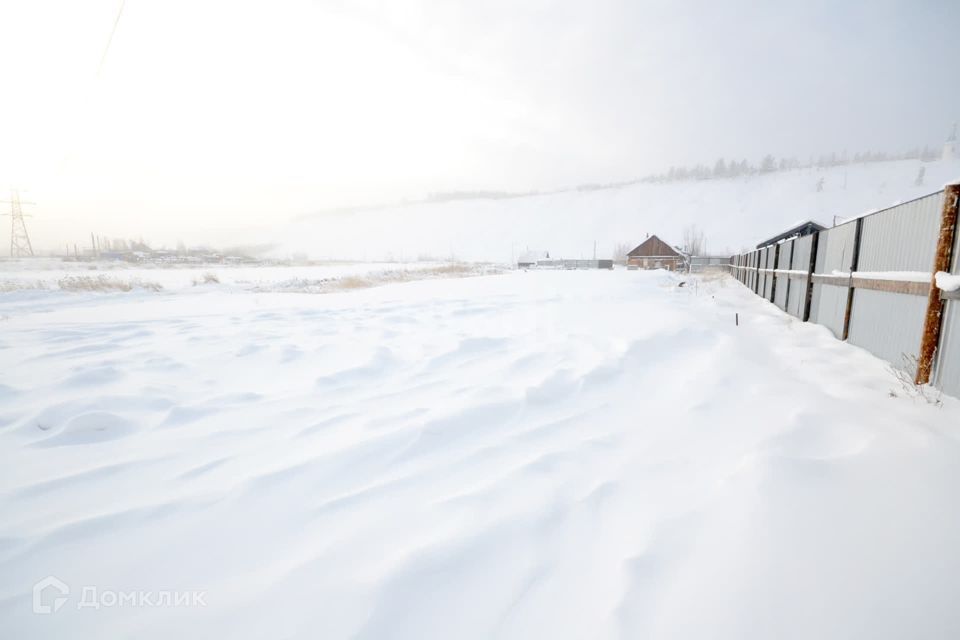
[613,242,633,265]
[0,279,48,292]
[338,276,372,289]
[192,272,220,286]
[889,353,942,406]
[254,263,500,294]
[58,275,163,292]
[426,263,472,275]
[683,225,706,256]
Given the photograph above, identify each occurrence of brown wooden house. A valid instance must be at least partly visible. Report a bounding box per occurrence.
[626,235,684,271]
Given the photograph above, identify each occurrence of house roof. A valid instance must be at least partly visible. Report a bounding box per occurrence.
[517,250,549,263]
[627,235,681,258]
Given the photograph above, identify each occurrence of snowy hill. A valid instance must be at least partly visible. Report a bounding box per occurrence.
[279,158,960,263]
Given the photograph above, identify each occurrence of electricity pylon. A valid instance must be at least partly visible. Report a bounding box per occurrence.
[1,189,35,257]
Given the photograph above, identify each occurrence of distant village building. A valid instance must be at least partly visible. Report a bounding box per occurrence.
[626,235,684,271]
[944,123,957,161]
[517,250,550,268]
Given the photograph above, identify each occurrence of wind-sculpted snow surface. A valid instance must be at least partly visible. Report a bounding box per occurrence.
[1,270,959,638]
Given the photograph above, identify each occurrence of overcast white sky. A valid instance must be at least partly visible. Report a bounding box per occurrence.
[0,0,958,248]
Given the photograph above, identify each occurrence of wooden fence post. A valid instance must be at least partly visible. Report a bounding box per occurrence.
[916,183,960,385]
[841,217,864,340]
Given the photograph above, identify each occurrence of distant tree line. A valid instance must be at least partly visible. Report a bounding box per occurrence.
[638,146,942,184]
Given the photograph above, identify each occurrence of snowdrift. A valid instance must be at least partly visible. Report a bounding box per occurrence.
[2,270,960,638]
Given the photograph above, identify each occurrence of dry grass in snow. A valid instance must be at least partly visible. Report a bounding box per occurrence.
[57,275,164,292]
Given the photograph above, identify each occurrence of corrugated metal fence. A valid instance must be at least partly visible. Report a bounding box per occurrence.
[689,256,729,272]
[729,185,960,398]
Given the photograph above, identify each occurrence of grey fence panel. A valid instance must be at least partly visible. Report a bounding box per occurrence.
[756,247,765,293]
[934,220,960,397]
[818,221,857,273]
[813,283,848,338]
[936,301,960,397]
[690,256,731,273]
[858,192,943,272]
[774,240,794,310]
[752,250,758,290]
[786,235,814,319]
[767,246,778,300]
[792,235,813,273]
[753,250,760,291]
[844,194,942,367]
[786,277,805,318]
[810,223,856,337]
[761,247,774,299]
[757,248,769,298]
[847,289,928,368]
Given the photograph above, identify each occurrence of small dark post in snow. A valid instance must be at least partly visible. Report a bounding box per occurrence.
[735,313,739,327]
[916,183,960,385]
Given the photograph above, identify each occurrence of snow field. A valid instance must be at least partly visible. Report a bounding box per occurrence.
[1,269,959,638]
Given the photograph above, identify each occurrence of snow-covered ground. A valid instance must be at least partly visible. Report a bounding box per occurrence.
[2,270,960,638]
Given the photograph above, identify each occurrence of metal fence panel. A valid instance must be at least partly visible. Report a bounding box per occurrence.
[786,235,813,318]
[792,234,813,273]
[774,240,793,310]
[809,224,856,336]
[837,194,943,371]
[812,283,848,338]
[858,192,944,272]
[934,219,960,396]
[936,301,960,397]
[756,247,765,294]
[847,289,928,368]
[786,277,805,318]
[690,256,731,272]
[754,250,760,290]
[818,221,857,273]
[763,247,775,300]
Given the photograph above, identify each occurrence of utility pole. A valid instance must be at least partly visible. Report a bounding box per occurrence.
[1,189,35,257]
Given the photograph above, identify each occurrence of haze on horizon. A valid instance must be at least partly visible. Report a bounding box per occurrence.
[1,0,958,250]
